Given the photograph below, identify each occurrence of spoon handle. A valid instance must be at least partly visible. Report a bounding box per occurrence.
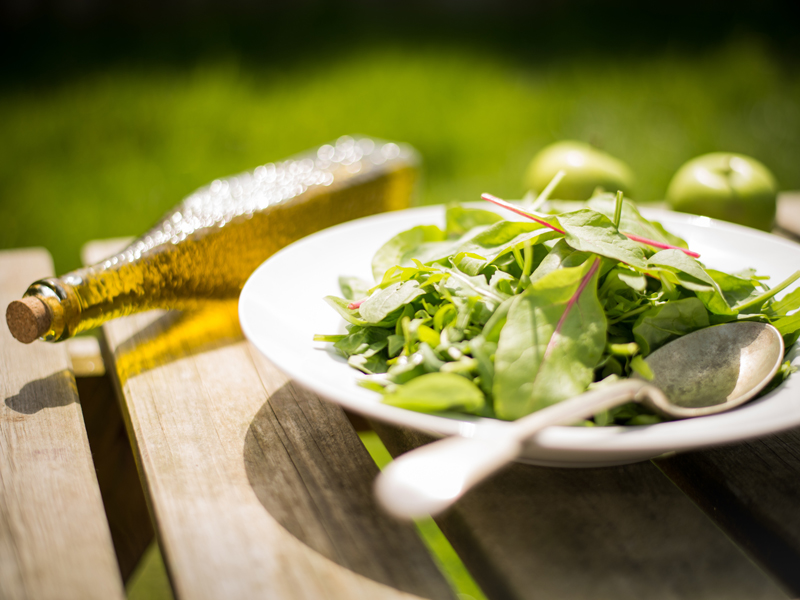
[375,379,657,519]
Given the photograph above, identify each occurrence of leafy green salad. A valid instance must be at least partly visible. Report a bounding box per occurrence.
[315,192,800,426]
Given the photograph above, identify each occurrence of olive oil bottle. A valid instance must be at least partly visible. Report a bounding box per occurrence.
[6,136,419,343]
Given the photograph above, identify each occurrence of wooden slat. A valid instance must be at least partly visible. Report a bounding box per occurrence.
[373,424,786,600]
[84,240,455,600]
[656,432,800,597]
[0,248,125,600]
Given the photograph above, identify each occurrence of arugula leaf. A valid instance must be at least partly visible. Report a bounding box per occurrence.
[493,259,606,420]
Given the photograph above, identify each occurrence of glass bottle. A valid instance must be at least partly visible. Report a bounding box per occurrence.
[6,136,419,343]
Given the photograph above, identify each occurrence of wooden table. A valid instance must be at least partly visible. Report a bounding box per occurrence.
[4,196,800,599]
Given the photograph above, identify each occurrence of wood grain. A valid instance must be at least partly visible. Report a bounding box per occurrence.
[656,432,800,598]
[0,248,125,600]
[373,423,787,600]
[84,239,455,600]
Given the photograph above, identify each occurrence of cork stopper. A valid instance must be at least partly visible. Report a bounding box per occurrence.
[6,297,51,344]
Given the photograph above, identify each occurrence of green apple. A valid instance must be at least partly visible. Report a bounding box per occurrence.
[524,141,635,200]
[666,153,777,231]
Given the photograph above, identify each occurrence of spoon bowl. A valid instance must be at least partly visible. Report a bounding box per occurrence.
[642,321,784,419]
[376,322,785,519]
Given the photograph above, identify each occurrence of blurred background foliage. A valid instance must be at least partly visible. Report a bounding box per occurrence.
[1,1,799,274]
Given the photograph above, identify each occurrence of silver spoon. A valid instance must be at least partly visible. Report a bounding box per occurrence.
[375,321,784,519]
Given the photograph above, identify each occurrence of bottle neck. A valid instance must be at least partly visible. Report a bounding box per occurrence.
[25,278,82,342]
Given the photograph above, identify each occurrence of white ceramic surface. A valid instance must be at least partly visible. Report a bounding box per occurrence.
[239,204,800,467]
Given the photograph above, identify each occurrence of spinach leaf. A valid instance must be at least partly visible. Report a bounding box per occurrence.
[334,326,391,356]
[359,280,426,323]
[382,372,485,413]
[647,249,717,293]
[588,195,688,248]
[770,287,800,316]
[338,275,373,301]
[493,260,606,420]
[324,296,368,326]
[557,209,648,269]
[633,297,709,355]
[773,313,800,337]
[445,203,504,236]
[530,239,591,283]
[415,221,560,276]
[372,225,446,280]
[695,269,759,316]
[348,352,388,375]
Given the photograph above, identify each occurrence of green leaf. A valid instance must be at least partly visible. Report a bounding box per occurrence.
[633,297,710,355]
[372,225,446,281]
[324,296,367,326]
[587,195,688,248]
[771,287,800,316]
[557,209,648,269]
[618,270,647,292]
[647,249,717,293]
[493,260,606,420]
[773,313,800,337]
[338,275,373,301]
[381,372,485,413]
[445,203,503,236]
[359,280,426,323]
[695,269,759,316]
[348,353,388,374]
[530,239,592,283]
[481,296,515,343]
[333,327,391,357]
[630,355,654,380]
[420,221,560,276]
[470,336,497,397]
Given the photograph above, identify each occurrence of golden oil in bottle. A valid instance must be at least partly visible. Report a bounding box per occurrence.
[8,136,419,343]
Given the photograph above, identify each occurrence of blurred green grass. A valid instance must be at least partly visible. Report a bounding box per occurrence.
[358,430,487,600]
[2,33,799,274]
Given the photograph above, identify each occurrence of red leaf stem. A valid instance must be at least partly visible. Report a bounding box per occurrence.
[543,258,600,363]
[481,193,566,234]
[347,299,365,310]
[622,232,701,258]
[481,193,700,259]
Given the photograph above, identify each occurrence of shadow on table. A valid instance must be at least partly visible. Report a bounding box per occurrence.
[5,370,77,414]
[242,381,454,599]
